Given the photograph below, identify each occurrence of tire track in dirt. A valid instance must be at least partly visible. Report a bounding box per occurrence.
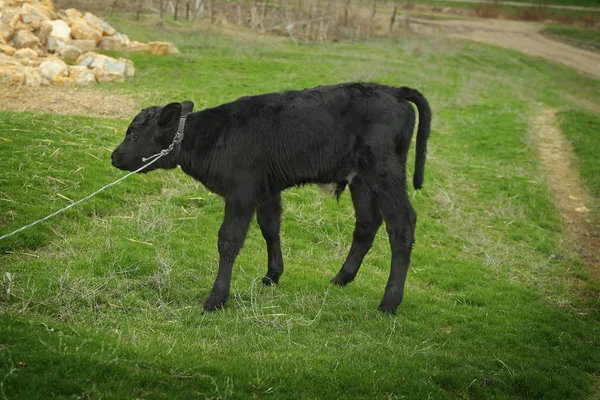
[530,107,600,277]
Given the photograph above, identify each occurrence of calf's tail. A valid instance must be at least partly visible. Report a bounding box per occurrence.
[396,86,431,190]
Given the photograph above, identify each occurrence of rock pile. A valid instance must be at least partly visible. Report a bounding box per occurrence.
[0,0,178,87]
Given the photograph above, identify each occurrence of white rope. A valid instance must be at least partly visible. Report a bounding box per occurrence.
[1,115,187,242]
[0,150,168,242]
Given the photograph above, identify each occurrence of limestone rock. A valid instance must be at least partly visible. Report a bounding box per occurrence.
[17,57,34,65]
[55,9,67,20]
[31,42,45,56]
[0,1,152,87]
[63,8,82,20]
[0,63,24,85]
[107,57,133,76]
[147,41,170,55]
[0,44,16,55]
[93,68,124,83]
[52,75,74,86]
[44,19,70,51]
[104,58,127,75]
[45,36,67,52]
[0,53,21,65]
[20,3,54,30]
[13,47,36,58]
[83,12,116,36]
[20,13,40,31]
[104,24,116,37]
[115,32,129,46]
[167,42,179,54]
[76,51,103,68]
[56,44,80,61]
[99,36,122,51]
[68,65,95,86]
[68,39,95,52]
[10,29,39,49]
[70,18,102,45]
[37,20,52,44]
[16,51,45,66]
[101,33,132,51]
[23,65,41,86]
[39,57,66,80]
[37,0,55,13]
[122,58,134,77]
[14,20,31,32]
[79,52,134,78]
[2,0,28,6]
[45,19,70,41]
[1,8,23,43]
[77,51,110,68]
[127,41,148,52]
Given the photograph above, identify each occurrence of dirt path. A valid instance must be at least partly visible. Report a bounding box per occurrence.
[430,0,600,12]
[529,108,600,276]
[411,18,600,79]
[414,14,600,272]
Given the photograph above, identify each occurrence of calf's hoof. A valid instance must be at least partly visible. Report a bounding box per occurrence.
[262,276,279,286]
[378,296,401,315]
[204,298,226,312]
[330,272,354,286]
[378,285,403,314]
[377,303,398,315]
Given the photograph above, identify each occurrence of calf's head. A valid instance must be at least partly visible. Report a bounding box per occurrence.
[112,101,194,172]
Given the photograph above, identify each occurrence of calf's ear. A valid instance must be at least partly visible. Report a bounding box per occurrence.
[181,101,194,115]
[158,102,182,127]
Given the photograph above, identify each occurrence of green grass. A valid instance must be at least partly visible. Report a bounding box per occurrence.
[558,110,600,197]
[1,18,600,399]
[543,24,600,52]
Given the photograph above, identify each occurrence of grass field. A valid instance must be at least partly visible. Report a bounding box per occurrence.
[1,18,600,399]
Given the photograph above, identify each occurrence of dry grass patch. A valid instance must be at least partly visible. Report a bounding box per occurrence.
[0,86,135,118]
[529,107,600,277]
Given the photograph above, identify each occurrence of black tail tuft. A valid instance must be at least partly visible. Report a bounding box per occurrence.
[396,86,431,190]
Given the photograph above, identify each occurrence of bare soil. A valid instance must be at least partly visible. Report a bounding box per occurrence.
[431,0,600,12]
[410,17,600,79]
[530,108,600,277]
[0,86,135,118]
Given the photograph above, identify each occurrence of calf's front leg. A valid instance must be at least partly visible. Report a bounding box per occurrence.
[204,198,255,311]
[257,194,284,285]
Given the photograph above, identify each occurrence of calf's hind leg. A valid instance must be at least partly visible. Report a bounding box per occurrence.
[257,194,284,285]
[375,184,417,314]
[331,178,382,286]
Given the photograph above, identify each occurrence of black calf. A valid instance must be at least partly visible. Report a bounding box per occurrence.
[112,82,431,314]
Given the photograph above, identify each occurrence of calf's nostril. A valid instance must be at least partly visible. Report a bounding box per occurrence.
[111,151,121,166]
